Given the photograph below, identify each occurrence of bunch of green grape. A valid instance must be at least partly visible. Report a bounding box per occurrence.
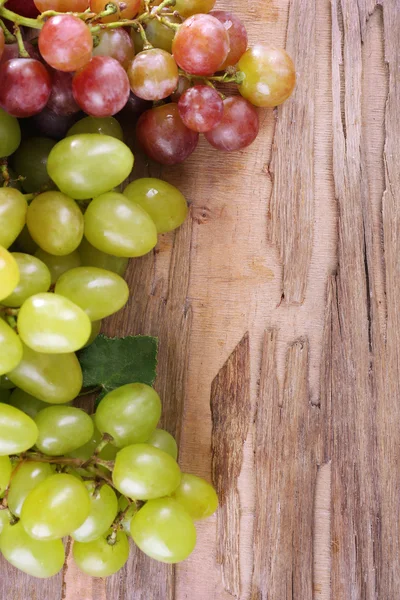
[0,382,218,578]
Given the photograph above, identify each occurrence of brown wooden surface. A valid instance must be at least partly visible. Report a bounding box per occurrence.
[2,0,400,598]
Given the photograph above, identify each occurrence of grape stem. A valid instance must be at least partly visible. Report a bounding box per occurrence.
[0,19,15,43]
[0,160,10,187]
[0,6,42,29]
[134,22,153,51]
[13,24,29,58]
[37,7,96,21]
[179,68,245,85]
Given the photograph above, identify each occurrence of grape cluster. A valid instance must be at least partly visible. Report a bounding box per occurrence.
[0,0,295,164]
[0,383,218,578]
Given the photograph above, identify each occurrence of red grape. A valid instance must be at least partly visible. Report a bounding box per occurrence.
[178,85,223,132]
[204,96,259,152]
[174,0,216,18]
[92,29,135,70]
[172,14,230,76]
[116,91,151,119]
[137,103,199,165]
[34,0,89,10]
[210,10,248,70]
[72,56,130,117]
[0,31,4,62]
[0,58,52,118]
[47,70,80,115]
[127,49,178,101]
[5,0,39,17]
[170,76,191,103]
[0,42,39,65]
[28,108,81,140]
[39,15,93,72]
[89,0,140,22]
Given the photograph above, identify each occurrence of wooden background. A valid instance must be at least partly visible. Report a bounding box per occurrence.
[2,0,400,598]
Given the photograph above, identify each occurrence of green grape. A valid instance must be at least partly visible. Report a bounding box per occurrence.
[47,134,134,200]
[118,495,137,535]
[1,253,51,308]
[0,508,11,535]
[0,246,19,301]
[71,481,118,543]
[73,528,129,577]
[0,455,12,495]
[27,191,84,256]
[18,292,92,354]
[0,188,27,249]
[123,178,188,234]
[130,497,196,563]
[95,383,161,448]
[55,267,129,321]
[67,415,100,461]
[79,238,129,276]
[146,429,178,460]
[7,461,53,517]
[34,406,94,456]
[84,191,158,258]
[8,388,51,419]
[15,225,38,254]
[132,15,180,53]
[67,116,123,140]
[0,403,38,455]
[12,137,56,193]
[35,249,81,285]
[0,521,65,578]
[173,0,215,17]
[0,107,21,158]
[0,375,15,390]
[0,388,11,403]
[7,343,83,404]
[83,319,102,348]
[0,319,23,375]
[112,444,181,500]
[21,473,91,540]
[172,473,218,520]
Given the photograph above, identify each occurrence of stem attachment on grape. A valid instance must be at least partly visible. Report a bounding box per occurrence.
[134,22,153,51]
[0,19,15,43]
[0,160,10,187]
[13,24,29,58]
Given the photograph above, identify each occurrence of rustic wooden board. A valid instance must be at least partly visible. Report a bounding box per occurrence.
[2,0,400,598]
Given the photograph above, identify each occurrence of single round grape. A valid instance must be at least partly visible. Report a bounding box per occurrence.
[82,319,101,348]
[6,0,39,16]
[0,188,27,249]
[0,246,19,301]
[35,0,90,10]
[47,70,80,116]
[112,444,181,500]
[0,58,52,118]
[127,49,178,101]
[79,238,128,276]
[28,107,80,140]
[0,455,12,496]
[116,90,151,119]
[131,498,196,563]
[18,292,91,354]
[21,473,91,539]
[8,388,51,419]
[71,481,118,542]
[72,56,130,118]
[132,14,180,54]
[39,15,93,72]
[204,96,259,151]
[238,45,296,107]
[137,103,198,165]
[90,0,140,22]
[1,253,51,308]
[55,266,129,321]
[0,403,38,455]
[67,115,123,140]
[95,383,161,448]
[7,461,53,517]
[178,85,223,133]
[172,14,229,76]
[12,137,56,194]
[34,405,93,455]
[73,528,129,577]
[7,343,83,404]
[47,134,134,200]
[0,320,23,375]
[0,521,65,578]
[146,429,178,460]
[27,191,84,256]
[174,0,215,17]
[118,495,137,535]
[170,75,191,103]
[0,107,21,158]
[211,10,248,70]
[67,414,99,461]
[93,28,135,70]
[34,249,81,285]
[172,473,218,519]
[123,178,187,234]
[84,192,158,258]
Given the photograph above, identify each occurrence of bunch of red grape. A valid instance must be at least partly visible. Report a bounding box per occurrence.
[0,0,295,165]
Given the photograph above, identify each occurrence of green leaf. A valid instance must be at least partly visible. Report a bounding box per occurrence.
[78,334,158,402]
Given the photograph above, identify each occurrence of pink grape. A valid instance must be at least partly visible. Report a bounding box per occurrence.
[204,96,259,152]
[72,56,130,117]
[210,10,248,70]
[172,14,230,76]
[127,49,178,101]
[136,103,199,165]
[34,0,89,10]
[92,29,135,70]
[39,15,93,72]
[47,70,80,116]
[0,58,51,118]
[178,85,223,132]
[89,0,140,22]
